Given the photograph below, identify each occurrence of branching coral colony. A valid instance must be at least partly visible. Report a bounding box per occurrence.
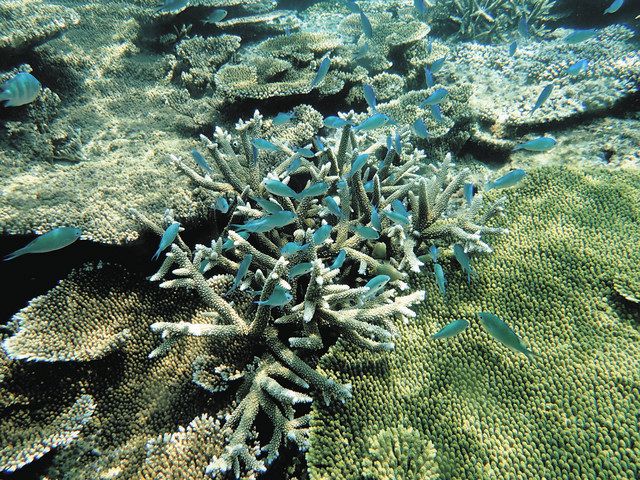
[133,110,508,478]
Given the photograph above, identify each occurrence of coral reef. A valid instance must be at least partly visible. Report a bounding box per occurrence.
[0,0,79,55]
[362,425,439,480]
[307,165,640,479]
[445,24,640,139]
[133,110,505,476]
[429,0,558,41]
[0,262,230,478]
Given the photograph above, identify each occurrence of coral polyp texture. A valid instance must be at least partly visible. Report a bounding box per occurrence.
[307,165,640,479]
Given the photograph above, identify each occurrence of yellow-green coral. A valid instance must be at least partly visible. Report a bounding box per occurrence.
[308,165,640,479]
[362,425,439,480]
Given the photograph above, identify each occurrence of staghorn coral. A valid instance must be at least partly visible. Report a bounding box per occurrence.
[429,0,558,42]
[133,108,506,477]
[0,0,80,55]
[308,165,640,479]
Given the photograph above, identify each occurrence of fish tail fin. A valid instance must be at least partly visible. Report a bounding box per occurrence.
[525,350,540,363]
[4,247,27,261]
[151,250,160,261]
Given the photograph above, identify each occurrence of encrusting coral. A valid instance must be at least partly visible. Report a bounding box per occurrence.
[307,165,640,479]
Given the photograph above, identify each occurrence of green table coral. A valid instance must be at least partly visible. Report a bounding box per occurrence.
[308,165,640,479]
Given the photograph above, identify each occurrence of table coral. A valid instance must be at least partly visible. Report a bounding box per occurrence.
[0,262,234,478]
[307,165,640,479]
[0,0,79,55]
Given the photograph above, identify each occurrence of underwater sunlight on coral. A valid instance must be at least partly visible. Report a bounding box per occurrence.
[0,1,638,479]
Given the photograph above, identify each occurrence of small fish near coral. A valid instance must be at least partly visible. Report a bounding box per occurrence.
[0,72,41,107]
[4,227,82,261]
[478,312,538,362]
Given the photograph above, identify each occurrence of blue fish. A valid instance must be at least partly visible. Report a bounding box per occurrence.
[263,178,299,199]
[381,209,410,226]
[513,137,556,152]
[323,196,344,219]
[414,0,428,14]
[354,225,380,240]
[234,211,297,233]
[391,200,408,217]
[191,148,212,174]
[289,262,313,278]
[323,116,351,128]
[156,0,188,13]
[285,157,302,175]
[420,88,448,107]
[485,169,526,191]
[152,222,181,260]
[362,274,391,300]
[363,84,377,111]
[424,66,434,88]
[222,231,248,251]
[311,56,331,89]
[464,182,475,205]
[478,312,537,361]
[5,227,82,261]
[354,113,393,132]
[273,111,295,125]
[564,29,598,44]
[429,245,439,263]
[604,0,624,14]
[344,0,361,13]
[567,59,589,76]
[295,147,315,158]
[453,244,473,284]
[530,84,553,115]
[313,135,326,150]
[330,249,347,270]
[430,56,446,73]
[434,263,446,296]
[203,9,227,24]
[353,42,370,60]
[370,205,382,231]
[412,118,429,139]
[228,254,252,294]
[386,135,393,152]
[509,40,517,57]
[431,319,469,339]
[299,181,329,198]
[255,284,293,307]
[0,72,41,107]
[214,196,229,214]
[281,242,309,256]
[518,16,529,38]
[394,130,402,153]
[347,153,369,178]
[252,138,281,152]
[313,224,333,245]
[360,11,373,38]
[430,104,443,123]
[251,196,283,214]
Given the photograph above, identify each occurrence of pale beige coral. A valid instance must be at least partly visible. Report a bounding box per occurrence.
[0,0,79,54]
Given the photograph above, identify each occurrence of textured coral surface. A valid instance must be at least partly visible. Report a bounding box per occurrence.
[308,165,640,479]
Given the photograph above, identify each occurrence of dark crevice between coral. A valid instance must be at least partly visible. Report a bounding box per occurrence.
[0,211,216,327]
